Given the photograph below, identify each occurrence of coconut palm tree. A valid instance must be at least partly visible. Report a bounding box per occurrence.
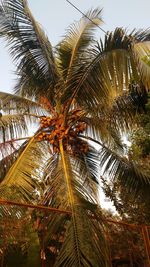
[0,0,150,266]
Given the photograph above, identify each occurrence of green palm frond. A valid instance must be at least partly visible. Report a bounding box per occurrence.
[0,92,47,115]
[0,0,60,100]
[96,29,136,98]
[42,153,68,209]
[54,206,109,267]
[0,139,22,159]
[83,114,114,145]
[43,149,98,208]
[40,149,108,267]
[133,41,150,86]
[0,140,27,182]
[61,49,110,112]
[0,114,28,142]
[73,145,100,185]
[59,145,108,266]
[76,133,150,196]
[82,95,134,149]
[100,145,150,195]
[60,29,133,112]
[67,28,150,114]
[1,138,50,197]
[109,93,136,132]
[98,28,150,90]
[57,8,103,80]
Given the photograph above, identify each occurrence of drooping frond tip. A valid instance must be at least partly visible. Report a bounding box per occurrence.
[0,0,59,99]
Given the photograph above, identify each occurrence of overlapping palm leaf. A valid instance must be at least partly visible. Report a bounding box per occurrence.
[57,8,103,78]
[38,149,109,267]
[0,92,46,114]
[61,28,150,115]
[100,144,150,196]
[0,139,50,199]
[0,0,60,101]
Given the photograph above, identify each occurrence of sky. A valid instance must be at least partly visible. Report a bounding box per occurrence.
[0,0,149,93]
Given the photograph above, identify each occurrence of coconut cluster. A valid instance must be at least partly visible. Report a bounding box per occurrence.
[37,112,89,154]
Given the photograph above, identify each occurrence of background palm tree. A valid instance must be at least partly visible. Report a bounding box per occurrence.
[0,0,150,266]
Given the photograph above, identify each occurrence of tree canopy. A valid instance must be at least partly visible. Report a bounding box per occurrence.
[0,0,150,266]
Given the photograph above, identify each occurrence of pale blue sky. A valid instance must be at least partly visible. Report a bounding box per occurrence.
[0,0,150,93]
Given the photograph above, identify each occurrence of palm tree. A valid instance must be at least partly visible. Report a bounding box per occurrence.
[0,0,150,266]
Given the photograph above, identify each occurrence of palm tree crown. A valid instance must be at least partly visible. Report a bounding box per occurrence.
[0,0,150,266]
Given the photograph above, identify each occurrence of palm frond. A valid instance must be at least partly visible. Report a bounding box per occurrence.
[72,144,100,185]
[95,28,137,97]
[109,93,137,133]
[0,0,60,100]
[42,153,68,209]
[61,28,150,114]
[58,143,108,266]
[133,41,150,87]
[61,49,110,112]
[57,8,103,80]
[0,113,28,142]
[0,140,27,182]
[0,91,47,115]
[0,138,50,197]
[54,206,109,267]
[98,28,150,90]
[100,145,150,196]
[41,149,109,267]
[61,28,131,112]
[81,95,134,150]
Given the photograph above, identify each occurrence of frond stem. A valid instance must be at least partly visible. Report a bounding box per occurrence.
[0,137,32,145]
[59,139,74,205]
[63,52,103,123]
[1,135,36,185]
[24,113,41,118]
[59,139,82,265]
[79,134,103,147]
